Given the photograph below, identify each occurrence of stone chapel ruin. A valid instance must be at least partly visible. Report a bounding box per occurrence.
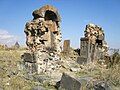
[22,5,109,74]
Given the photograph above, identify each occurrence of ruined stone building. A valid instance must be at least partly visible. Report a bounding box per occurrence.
[22,5,62,74]
[78,23,108,64]
[22,5,109,74]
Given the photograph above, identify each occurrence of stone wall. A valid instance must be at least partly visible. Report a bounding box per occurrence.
[63,40,70,51]
[22,5,62,74]
[79,23,108,64]
[24,5,62,53]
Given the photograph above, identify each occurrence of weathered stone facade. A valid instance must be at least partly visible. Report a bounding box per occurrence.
[22,5,109,75]
[63,40,70,51]
[22,5,62,74]
[78,23,108,64]
[19,5,112,90]
[24,5,62,53]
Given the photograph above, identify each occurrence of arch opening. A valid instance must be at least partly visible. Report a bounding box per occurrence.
[45,10,58,21]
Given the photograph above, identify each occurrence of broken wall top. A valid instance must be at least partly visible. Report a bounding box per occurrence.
[84,23,105,41]
[24,5,62,52]
[32,5,61,21]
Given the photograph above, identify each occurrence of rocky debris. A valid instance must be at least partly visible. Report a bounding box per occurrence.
[93,81,111,90]
[70,67,80,72]
[58,73,91,90]
[61,47,79,61]
[79,23,109,64]
[58,73,81,90]
[60,48,81,73]
[58,73,112,90]
[21,48,81,88]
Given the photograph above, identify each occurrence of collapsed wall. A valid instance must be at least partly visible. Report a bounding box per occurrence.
[22,5,62,74]
[78,23,108,64]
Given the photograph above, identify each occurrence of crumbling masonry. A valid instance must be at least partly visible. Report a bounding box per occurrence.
[24,5,62,53]
[23,5,62,74]
[22,5,109,74]
[78,23,108,64]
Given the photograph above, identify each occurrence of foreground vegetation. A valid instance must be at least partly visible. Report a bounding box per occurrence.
[0,49,120,90]
[0,50,35,90]
[76,51,120,89]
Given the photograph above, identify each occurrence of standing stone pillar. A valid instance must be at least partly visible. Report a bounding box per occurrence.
[22,5,62,74]
[77,38,89,64]
[78,23,108,64]
[63,40,70,51]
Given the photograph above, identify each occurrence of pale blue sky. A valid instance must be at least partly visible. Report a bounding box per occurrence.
[0,0,120,48]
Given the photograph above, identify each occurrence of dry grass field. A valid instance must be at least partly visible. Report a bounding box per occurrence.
[0,49,120,90]
[0,50,35,90]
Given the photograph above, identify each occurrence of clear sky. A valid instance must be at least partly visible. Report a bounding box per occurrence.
[0,0,120,48]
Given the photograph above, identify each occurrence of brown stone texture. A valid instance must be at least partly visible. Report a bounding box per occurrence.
[79,23,108,63]
[63,40,70,51]
[59,73,81,90]
[24,5,62,53]
[23,5,62,74]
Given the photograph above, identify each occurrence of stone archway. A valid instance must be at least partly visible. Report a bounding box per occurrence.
[25,5,62,52]
[23,5,62,74]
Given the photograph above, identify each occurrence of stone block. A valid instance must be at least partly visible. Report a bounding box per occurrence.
[59,73,81,90]
[63,40,70,51]
[21,53,36,63]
